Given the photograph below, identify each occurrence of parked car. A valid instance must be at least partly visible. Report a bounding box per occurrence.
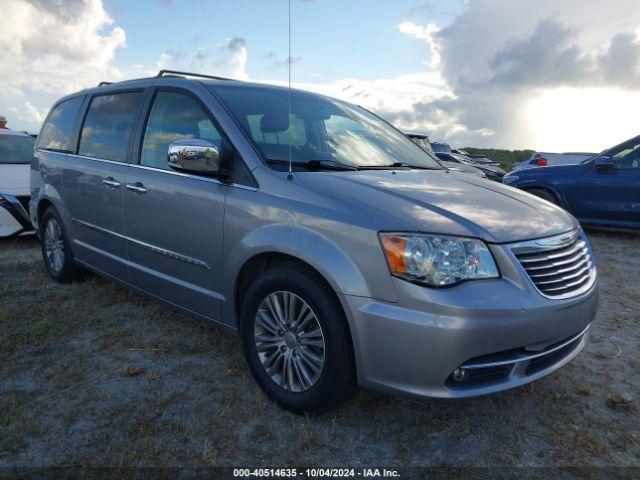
[449,148,501,168]
[436,152,506,181]
[404,131,435,154]
[0,129,35,237]
[513,152,596,170]
[462,153,501,168]
[31,71,598,413]
[405,132,487,178]
[437,157,487,178]
[431,141,451,153]
[504,135,640,229]
[451,148,488,160]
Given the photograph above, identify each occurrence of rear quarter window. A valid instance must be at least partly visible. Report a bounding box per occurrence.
[79,91,145,162]
[37,96,84,152]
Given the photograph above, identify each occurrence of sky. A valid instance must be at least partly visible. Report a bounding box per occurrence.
[2,0,640,152]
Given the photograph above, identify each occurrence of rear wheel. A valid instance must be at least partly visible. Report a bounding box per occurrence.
[40,207,77,283]
[527,188,557,204]
[239,264,357,414]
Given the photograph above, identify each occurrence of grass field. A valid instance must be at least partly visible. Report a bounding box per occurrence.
[0,231,638,470]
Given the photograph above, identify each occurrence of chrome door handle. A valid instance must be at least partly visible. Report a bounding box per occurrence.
[102,177,121,189]
[125,182,148,194]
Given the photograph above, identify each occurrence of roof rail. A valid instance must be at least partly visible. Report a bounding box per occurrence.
[98,81,113,87]
[156,70,237,82]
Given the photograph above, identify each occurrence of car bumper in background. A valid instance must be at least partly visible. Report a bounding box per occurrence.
[341,261,599,400]
[485,170,506,181]
[0,194,34,237]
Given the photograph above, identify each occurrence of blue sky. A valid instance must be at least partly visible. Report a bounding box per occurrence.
[105,0,461,83]
[2,0,640,151]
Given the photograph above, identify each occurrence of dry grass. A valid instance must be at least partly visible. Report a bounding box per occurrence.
[0,230,639,469]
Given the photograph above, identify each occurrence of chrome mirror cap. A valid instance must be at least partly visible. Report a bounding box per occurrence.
[168,138,220,175]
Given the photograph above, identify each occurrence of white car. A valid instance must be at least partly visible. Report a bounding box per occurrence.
[512,152,596,170]
[0,129,35,237]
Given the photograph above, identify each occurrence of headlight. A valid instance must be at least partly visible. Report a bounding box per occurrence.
[379,233,499,286]
[503,174,519,184]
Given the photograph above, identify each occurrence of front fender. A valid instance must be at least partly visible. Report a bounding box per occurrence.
[222,223,394,324]
[228,223,371,293]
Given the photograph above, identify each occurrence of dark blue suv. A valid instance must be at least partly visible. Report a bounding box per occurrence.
[503,135,640,229]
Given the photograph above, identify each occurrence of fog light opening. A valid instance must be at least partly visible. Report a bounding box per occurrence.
[452,367,467,382]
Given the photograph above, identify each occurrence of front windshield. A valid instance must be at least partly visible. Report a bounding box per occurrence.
[0,134,35,164]
[213,86,442,170]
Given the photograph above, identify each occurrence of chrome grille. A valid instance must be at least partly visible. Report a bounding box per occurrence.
[511,230,596,299]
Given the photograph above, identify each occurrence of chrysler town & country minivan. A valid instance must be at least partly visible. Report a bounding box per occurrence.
[30,71,599,413]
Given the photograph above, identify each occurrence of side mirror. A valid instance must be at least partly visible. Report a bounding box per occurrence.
[594,156,615,170]
[168,138,220,176]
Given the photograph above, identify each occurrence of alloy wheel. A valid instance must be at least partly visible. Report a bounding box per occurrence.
[44,218,65,274]
[254,291,326,392]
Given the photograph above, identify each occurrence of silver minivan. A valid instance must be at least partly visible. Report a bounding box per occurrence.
[30,71,599,413]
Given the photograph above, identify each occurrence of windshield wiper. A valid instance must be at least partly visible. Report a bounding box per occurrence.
[359,162,442,170]
[265,159,359,171]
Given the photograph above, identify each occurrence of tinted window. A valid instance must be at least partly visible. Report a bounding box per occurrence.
[37,96,83,152]
[140,91,222,170]
[79,92,144,162]
[0,134,36,164]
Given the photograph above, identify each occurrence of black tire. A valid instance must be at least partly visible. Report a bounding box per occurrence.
[239,263,357,414]
[527,188,557,204]
[40,207,77,283]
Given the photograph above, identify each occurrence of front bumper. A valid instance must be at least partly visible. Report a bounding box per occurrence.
[0,194,34,237]
[341,243,599,400]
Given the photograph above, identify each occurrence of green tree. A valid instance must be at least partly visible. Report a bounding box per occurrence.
[463,148,535,171]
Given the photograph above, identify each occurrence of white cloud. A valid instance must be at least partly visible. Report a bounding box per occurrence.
[0,0,126,131]
[21,101,48,124]
[4,0,639,151]
[1,0,125,94]
[398,0,640,150]
[155,37,249,80]
[398,21,441,68]
[398,21,431,40]
[292,72,451,115]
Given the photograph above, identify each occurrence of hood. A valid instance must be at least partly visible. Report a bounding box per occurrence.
[0,164,30,196]
[440,161,483,177]
[299,169,577,243]
[508,163,581,179]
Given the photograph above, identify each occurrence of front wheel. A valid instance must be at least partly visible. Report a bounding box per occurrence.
[239,264,357,414]
[40,207,77,283]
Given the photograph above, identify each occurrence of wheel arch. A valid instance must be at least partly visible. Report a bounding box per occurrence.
[234,252,338,324]
[232,250,360,394]
[223,224,377,326]
[34,184,69,227]
[36,198,54,226]
[522,184,564,206]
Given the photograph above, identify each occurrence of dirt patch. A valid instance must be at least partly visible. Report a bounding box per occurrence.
[0,230,639,468]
